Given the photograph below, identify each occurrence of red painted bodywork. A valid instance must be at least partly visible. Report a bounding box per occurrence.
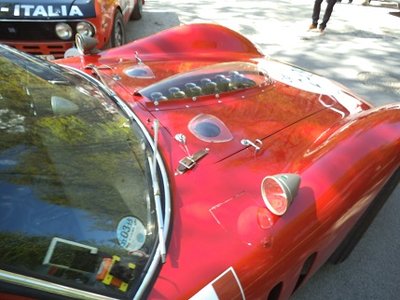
[0,0,143,58]
[57,24,400,299]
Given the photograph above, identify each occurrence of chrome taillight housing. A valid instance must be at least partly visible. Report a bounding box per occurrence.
[261,174,301,216]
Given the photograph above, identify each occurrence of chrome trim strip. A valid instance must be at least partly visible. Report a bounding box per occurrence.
[0,270,118,300]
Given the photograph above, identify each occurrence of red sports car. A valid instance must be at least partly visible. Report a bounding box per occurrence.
[0,0,144,59]
[0,24,399,300]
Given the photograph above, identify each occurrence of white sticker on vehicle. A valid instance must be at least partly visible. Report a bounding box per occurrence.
[190,267,246,300]
[117,216,146,252]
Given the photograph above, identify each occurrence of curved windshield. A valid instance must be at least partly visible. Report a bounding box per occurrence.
[0,46,161,299]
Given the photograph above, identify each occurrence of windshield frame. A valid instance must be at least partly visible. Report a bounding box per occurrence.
[0,45,172,300]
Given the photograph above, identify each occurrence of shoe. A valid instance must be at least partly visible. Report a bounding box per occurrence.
[319,25,326,33]
[308,24,318,30]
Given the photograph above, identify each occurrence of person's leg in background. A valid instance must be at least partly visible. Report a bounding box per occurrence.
[310,0,324,30]
[319,0,338,32]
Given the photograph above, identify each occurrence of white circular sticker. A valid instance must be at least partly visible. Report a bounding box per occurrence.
[117,216,146,251]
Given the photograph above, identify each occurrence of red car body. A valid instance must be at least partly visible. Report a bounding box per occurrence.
[0,24,399,299]
[0,0,144,58]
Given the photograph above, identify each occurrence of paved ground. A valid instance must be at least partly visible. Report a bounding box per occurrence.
[126,1,400,299]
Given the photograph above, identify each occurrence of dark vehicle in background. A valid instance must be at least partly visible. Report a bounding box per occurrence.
[0,0,144,59]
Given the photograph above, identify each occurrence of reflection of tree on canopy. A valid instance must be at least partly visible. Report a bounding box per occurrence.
[0,57,35,151]
[30,111,146,217]
[0,54,151,229]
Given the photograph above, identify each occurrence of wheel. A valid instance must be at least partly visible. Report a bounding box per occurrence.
[110,10,126,48]
[329,167,400,264]
[131,0,143,20]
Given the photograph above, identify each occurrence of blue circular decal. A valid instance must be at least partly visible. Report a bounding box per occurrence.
[116,216,146,251]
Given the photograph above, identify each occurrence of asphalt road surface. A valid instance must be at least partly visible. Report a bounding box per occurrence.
[126,1,400,299]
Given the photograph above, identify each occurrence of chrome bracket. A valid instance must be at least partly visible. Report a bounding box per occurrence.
[241,138,263,153]
[135,51,143,64]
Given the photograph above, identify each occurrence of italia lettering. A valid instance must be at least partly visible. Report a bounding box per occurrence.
[33,6,46,17]
[14,5,20,16]
[48,6,59,17]
[19,5,34,17]
[69,6,83,17]
[13,5,84,17]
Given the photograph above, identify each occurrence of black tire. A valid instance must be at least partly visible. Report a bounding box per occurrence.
[110,10,126,48]
[131,0,143,20]
[329,167,400,264]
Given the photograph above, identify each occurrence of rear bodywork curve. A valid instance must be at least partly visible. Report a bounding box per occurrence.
[149,103,400,299]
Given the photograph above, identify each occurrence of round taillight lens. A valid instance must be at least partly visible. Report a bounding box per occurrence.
[261,176,289,216]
